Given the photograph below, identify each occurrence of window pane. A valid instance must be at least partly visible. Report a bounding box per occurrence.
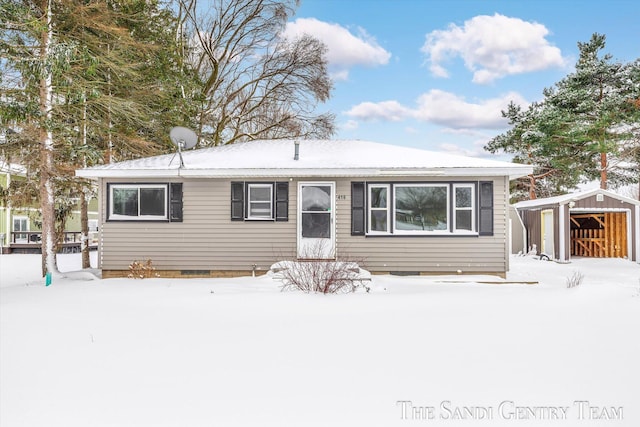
[370,187,387,208]
[456,187,472,208]
[249,202,272,218]
[13,218,27,231]
[250,186,271,202]
[302,212,330,238]
[302,186,331,211]
[140,188,165,216]
[395,186,447,231]
[113,188,138,216]
[370,211,388,232]
[456,211,472,231]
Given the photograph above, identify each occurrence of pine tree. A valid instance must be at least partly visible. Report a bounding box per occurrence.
[486,33,640,200]
[545,33,639,190]
[1,0,194,274]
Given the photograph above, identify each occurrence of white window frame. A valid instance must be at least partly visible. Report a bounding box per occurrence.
[392,183,450,235]
[247,183,273,220]
[453,184,476,233]
[368,184,391,234]
[109,184,168,221]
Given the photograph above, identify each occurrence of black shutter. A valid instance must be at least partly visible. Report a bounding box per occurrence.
[275,182,289,221]
[231,181,245,220]
[479,181,493,235]
[169,183,183,222]
[351,182,365,235]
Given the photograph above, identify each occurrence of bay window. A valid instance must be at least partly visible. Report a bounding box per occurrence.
[353,181,493,236]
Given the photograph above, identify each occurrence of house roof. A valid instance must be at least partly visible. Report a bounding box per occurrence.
[514,188,640,209]
[76,139,533,179]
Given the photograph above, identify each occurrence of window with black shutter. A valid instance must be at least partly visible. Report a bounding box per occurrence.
[230,181,288,221]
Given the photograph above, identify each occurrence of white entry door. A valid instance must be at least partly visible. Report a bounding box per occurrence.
[298,182,335,259]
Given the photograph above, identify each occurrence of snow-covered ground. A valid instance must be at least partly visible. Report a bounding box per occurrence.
[1,252,639,427]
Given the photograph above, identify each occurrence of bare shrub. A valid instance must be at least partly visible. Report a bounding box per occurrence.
[566,270,584,288]
[276,260,369,294]
[274,242,369,294]
[128,259,159,279]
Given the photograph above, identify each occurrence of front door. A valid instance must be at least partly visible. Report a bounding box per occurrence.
[298,182,335,259]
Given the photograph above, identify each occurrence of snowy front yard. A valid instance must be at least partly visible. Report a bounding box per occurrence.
[1,253,639,427]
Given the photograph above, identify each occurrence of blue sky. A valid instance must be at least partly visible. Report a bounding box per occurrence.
[283,0,639,158]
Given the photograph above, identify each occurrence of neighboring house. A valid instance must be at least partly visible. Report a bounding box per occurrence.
[1,160,99,254]
[76,139,533,278]
[514,188,640,263]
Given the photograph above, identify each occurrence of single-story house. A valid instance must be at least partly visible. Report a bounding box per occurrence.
[513,188,640,263]
[76,139,533,278]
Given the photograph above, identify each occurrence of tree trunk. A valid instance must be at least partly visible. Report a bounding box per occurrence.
[39,0,59,277]
[528,175,537,200]
[600,152,608,190]
[80,189,90,269]
[79,93,91,269]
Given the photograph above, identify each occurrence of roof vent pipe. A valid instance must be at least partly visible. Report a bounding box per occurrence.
[294,141,300,160]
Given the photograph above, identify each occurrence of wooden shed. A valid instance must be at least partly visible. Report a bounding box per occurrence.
[513,189,640,263]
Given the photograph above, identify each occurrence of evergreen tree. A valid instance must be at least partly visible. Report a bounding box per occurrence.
[545,33,639,190]
[486,33,640,200]
[0,0,193,273]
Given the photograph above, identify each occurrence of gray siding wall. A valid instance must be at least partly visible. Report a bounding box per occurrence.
[98,178,297,272]
[520,210,541,254]
[98,176,510,274]
[521,207,560,259]
[509,206,526,254]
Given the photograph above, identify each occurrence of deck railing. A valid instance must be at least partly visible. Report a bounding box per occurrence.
[9,231,98,245]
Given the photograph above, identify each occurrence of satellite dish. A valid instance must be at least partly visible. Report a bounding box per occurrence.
[169,126,198,168]
[170,126,198,150]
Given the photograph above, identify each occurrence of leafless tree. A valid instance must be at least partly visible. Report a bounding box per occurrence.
[178,0,335,146]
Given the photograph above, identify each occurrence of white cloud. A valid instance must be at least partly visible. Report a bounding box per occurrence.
[344,100,413,122]
[439,139,497,158]
[404,127,420,135]
[345,90,528,129]
[283,18,391,80]
[342,120,359,131]
[414,89,527,129]
[421,13,565,84]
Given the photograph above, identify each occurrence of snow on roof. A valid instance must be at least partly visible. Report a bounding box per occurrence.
[76,139,533,179]
[514,188,640,209]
